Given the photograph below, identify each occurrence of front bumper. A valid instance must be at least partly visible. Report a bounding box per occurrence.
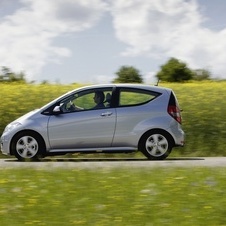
[0,134,11,156]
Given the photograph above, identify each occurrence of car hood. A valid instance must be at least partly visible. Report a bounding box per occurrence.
[13,109,40,123]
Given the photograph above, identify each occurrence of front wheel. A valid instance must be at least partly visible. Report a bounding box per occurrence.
[139,131,173,160]
[11,132,45,161]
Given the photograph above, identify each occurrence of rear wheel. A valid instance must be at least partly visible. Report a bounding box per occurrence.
[139,130,173,160]
[11,132,45,161]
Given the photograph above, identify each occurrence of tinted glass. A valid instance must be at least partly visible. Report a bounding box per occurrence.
[119,88,159,106]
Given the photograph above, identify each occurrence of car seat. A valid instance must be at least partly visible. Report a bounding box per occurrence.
[104,93,111,107]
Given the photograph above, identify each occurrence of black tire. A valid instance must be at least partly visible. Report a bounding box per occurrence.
[11,131,45,161]
[139,130,173,160]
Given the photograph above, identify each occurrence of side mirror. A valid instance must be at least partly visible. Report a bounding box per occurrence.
[52,106,62,115]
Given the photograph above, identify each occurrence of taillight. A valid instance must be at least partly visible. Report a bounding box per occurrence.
[168,105,182,124]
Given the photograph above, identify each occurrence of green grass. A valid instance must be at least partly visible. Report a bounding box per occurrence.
[1,167,226,225]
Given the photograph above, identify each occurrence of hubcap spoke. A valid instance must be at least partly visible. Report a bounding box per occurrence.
[150,146,158,155]
[158,139,167,146]
[152,134,159,143]
[16,143,25,150]
[21,149,29,158]
[158,145,167,154]
[146,140,154,147]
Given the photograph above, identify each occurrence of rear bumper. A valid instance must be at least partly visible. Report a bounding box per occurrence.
[173,128,185,147]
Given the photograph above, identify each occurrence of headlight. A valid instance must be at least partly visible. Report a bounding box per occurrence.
[3,122,22,133]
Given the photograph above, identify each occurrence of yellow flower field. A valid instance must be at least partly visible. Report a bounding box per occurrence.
[0,81,226,157]
[163,81,226,156]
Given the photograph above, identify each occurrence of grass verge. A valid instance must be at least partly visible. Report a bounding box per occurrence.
[1,167,226,225]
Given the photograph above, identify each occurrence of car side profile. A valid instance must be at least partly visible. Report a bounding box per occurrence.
[0,84,185,161]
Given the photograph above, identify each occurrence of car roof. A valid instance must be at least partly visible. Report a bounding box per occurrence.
[81,83,172,93]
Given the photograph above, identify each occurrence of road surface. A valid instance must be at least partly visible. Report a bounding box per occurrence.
[0,157,226,169]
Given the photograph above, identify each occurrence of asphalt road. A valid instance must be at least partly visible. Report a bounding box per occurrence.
[0,157,226,169]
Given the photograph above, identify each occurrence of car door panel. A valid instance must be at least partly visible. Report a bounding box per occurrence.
[47,109,116,149]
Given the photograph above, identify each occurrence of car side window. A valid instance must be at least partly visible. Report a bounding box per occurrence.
[119,88,159,107]
[60,88,113,113]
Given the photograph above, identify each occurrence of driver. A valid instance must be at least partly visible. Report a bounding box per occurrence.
[93,91,105,109]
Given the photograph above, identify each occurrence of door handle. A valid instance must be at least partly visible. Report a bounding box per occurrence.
[101,112,113,117]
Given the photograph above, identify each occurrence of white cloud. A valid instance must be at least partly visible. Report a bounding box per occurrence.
[110,0,226,78]
[1,0,226,82]
[0,0,107,80]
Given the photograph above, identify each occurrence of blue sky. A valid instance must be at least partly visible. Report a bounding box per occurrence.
[0,0,226,84]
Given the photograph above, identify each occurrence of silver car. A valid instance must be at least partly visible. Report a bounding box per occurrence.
[0,84,185,161]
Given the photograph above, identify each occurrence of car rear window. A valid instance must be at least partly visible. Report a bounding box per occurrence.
[119,88,160,107]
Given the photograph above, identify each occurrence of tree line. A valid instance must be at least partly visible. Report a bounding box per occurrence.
[113,57,211,83]
[0,57,211,84]
[0,67,26,83]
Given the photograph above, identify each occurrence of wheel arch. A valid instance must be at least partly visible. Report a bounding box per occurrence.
[10,129,46,156]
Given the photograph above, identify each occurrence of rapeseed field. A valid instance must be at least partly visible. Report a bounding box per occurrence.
[0,81,226,157]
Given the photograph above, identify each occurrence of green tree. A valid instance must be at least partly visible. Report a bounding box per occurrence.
[156,58,193,82]
[113,66,143,83]
[193,69,211,81]
[0,66,26,83]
